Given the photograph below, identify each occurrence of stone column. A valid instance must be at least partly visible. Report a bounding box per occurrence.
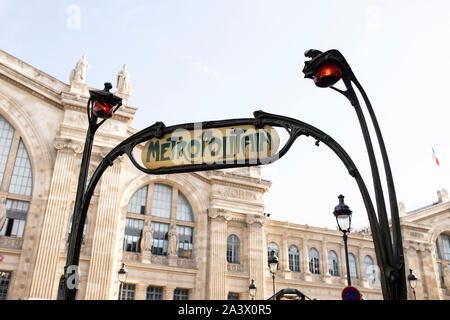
[246,214,267,300]
[358,249,367,286]
[29,141,81,299]
[207,208,230,300]
[84,158,122,299]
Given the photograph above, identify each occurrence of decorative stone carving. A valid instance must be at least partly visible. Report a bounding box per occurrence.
[246,214,267,227]
[207,208,231,222]
[116,65,132,96]
[168,225,179,255]
[0,236,23,249]
[398,202,406,217]
[54,139,84,155]
[140,225,154,253]
[70,54,89,85]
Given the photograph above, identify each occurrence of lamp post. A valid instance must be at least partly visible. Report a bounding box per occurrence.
[118,263,128,300]
[333,195,353,287]
[62,83,122,300]
[303,49,407,300]
[268,250,279,296]
[249,279,257,300]
[407,269,417,300]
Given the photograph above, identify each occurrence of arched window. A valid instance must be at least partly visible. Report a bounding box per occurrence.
[309,248,320,274]
[348,253,358,279]
[328,250,339,276]
[227,234,240,264]
[0,115,33,239]
[123,183,195,259]
[435,233,450,288]
[364,255,375,281]
[288,245,300,272]
[268,242,280,270]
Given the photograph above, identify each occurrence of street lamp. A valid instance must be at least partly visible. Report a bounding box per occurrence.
[407,269,417,300]
[303,49,407,300]
[268,250,279,296]
[333,195,352,287]
[249,279,257,300]
[118,263,128,300]
[63,82,122,300]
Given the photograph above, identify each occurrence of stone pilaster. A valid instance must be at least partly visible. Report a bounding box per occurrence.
[340,244,347,284]
[29,141,81,299]
[207,208,230,299]
[418,247,441,300]
[322,240,331,283]
[165,286,175,300]
[302,236,311,280]
[281,237,289,272]
[84,159,122,299]
[246,214,267,300]
[136,283,147,300]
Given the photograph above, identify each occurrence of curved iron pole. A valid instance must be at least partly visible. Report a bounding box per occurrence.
[74,110,390,299]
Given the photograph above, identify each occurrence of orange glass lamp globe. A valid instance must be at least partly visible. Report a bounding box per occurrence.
[313,62,343,88]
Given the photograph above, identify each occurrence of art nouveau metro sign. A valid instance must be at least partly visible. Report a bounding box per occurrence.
[141,124,280,170]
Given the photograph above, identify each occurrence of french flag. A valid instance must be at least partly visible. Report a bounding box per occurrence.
[432,147,440,166]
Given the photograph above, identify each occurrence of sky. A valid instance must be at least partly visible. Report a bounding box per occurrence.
[0,0,449,230]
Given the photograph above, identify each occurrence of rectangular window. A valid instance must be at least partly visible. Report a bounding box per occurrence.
[442,235,450,260]
[227,292,239,300]
[0,199,29,238]
[173,288,189,300]
[151,184,172,218]
[119,283,136,300]
[0,271,11,300]
[123,218,144,253]
[146,286,163,300]
[177,225,193,258]
[151,222,169,256]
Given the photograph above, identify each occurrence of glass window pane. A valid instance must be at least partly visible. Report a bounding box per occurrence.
[288,245,300,272]
[349,254,358,279]
[151,184,172,218]
[364,256,375,280]
[176,192,194,222]
[174,288,189,300]
[0,115,15,187]
[123,218,144,253]
[0,271,11,300]
[151,222,169,256]
[119,283,135,300]
[177,225,194,258]
[309,248,320,274]
[127,186,148,215]
[227,235,240,264]
[8,139,32,196]
[2,199,29,238]
[227,292,239,300]
[328,251,339,276]
[146,286,163,300]
[441,234,450,260]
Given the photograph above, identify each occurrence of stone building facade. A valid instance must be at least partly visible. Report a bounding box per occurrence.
[0,49,448,300]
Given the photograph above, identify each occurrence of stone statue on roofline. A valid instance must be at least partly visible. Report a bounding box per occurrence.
[116,64,132,96]
[70,54,89,85]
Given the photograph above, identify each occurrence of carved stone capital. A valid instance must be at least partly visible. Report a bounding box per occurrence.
[54,138,84,155]
[246,214,267,227]
[207,208,231,222]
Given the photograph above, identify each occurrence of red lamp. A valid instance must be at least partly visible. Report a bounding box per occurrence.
[89,83,122,119]
[313,62,342,88]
